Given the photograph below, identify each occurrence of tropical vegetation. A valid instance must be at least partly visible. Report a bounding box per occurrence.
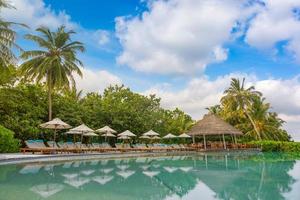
[248,140,300,153]
[19,26,85,120]
[0,0,295,151]
[0,125,19,153]
[207,78,290,141]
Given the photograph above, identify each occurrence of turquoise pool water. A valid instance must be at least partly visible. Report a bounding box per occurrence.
[0,153,299,200]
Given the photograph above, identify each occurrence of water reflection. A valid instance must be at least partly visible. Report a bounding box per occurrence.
[0,153,299,200]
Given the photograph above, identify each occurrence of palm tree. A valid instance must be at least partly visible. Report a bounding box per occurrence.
[206,105,221,115]
[20,26,85,120]
[0,0,21,69]
[221,78,263,140]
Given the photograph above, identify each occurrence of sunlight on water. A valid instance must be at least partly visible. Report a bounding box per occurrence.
[0,153,299,200]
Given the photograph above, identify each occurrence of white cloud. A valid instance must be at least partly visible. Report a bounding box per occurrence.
[1,0,112,50]
[116,0,251,75]
[245,0,300,61]
[144,74,300,141]
[95,30,110,45]
[1,0,76,29]
[74,68,122,94]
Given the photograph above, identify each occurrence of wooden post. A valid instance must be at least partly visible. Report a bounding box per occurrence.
[222,134,226,149]
[234,135,237,144]
[203,135,207,150]
[192,135,195,144]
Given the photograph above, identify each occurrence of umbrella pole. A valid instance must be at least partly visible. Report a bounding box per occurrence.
[53,129,56,148]
[192,135,195,144]
[234,135,237,144]
[80,133,83,149]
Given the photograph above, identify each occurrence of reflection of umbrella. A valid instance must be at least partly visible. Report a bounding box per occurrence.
[179,167,193,172]
[143,130,160,136]
[116,170,135,179]
[40,118,71,147]
[101,168,114,174]
[163,133,177,139]
[118,130,136,137]
[140,165,151,170]
[164,167,178,173]
[93,175,114,185]
[62,162,73,168]
[81,170,95,176]
[178,133,191,138]
[100,160,108,165]
[64,177,90,188]
[90,160,99,166]
[117,165,129,171]
[19,165,42,174]
[61,173,78,179]
[136,157,148,163]
[143,171,160,178]
[30,184,64,198]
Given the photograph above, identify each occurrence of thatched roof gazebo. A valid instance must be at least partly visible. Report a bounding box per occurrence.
[188,114,243,149]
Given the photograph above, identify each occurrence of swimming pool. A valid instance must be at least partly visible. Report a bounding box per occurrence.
[0,152,299,200]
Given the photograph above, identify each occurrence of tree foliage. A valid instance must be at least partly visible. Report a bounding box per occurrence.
[0,125,20,153]
[208,78,290,141]
[0,83,194,142]
[19,26,85,120]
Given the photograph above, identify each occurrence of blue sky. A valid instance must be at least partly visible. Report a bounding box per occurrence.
[44,0,300,83]
[2,0,300,140]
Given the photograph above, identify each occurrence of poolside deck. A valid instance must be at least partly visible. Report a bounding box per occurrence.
[0,148,261,165]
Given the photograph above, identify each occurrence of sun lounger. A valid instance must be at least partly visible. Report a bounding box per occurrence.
[21,140,54,154]
[115,143,131,152]
[133,143,149,151]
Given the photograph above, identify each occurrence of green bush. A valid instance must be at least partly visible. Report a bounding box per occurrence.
[0,125,20,153]
[248,140,300,152]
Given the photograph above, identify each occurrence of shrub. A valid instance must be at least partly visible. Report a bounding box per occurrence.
[0,125,20,153]
[248,140,300,152]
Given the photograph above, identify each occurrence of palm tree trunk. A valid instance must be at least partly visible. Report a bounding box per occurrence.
[48,73,52,120]
[245,111,261,140]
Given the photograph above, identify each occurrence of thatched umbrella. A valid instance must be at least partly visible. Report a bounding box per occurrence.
[163,133,177,139]
[96,126,117,141]
[188,114,243,149]
[118,130,136,137]
[96,126,117,134]
[101,132,116,138]
[143,130,160,137]
[152,136,161,140]
[83,132,98,144]
[139,135,151,139]
[40,118,71,147]
[178,133,191,144]
[163,133,177,143]
[69,124,94,147]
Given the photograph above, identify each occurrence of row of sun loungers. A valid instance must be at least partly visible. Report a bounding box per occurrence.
[21,140,195,154]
